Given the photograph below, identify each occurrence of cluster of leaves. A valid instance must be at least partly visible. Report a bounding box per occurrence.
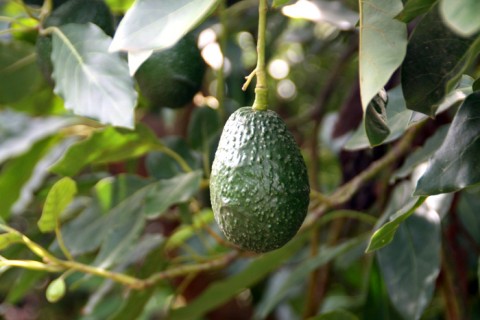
[1,0,480,319]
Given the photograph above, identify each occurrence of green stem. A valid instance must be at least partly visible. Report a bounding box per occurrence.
[55,223,74,261]
[252,0,268,111]
[154,145,193,173]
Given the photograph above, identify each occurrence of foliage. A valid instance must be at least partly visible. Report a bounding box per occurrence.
[0,0,480,319]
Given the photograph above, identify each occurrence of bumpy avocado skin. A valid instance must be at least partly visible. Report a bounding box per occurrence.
[36,0,114,83]
[210,107,310,253]
[135,34,206,109]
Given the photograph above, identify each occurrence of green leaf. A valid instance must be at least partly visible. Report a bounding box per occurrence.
[51,23,137,128]
[146,137,200,180]
[165,209,214,251]
[457,190,480,244]
[51,125,159,176]
[440,0,480,37]
[187,107,221,150]
[359,0,407,110]
[0,136,58,219]
[377,209,441,320]
[38,177,77,233]
[0,41,40,104]
[46,277,66,303]
[0,232,22,251]
[401,5,480,116]
[415,92,480,195]
[395,0,436,23]
[0,110,71,165]
[169,231,310,320]
[366,197,426,252]
[392,124,449,181]
[110,0,219,72]
[255,237,365,319]
[310,309,359,320]
[364,89,390,147]
[272,0,293,8]
[7,270,46,304]
[144,171,203,219]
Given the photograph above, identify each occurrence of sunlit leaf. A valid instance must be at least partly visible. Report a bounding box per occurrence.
[110,0,219,53]
[377,208,441,320]
[38,177,77,233]
[51,124,159,176]
[51,23,137,128]
[272,0,293,8]
[402,5,480,116]
[440,0,480,37]
[359,0,407,110]
[415,92,480,195]
[310,309,359,320]
[0,41,40,104]
[144,171,202,219]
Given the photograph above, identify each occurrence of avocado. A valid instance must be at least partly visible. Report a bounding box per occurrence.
[135,34,206,109]
[210,107,310,253]
[36,0,114,83]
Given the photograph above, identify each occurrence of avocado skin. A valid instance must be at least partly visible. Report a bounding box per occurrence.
[210,107,310,253]
[135,34,206,109]
[36,0,114,83]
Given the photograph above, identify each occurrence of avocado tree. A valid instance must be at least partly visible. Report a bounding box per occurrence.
[0,0,480,319]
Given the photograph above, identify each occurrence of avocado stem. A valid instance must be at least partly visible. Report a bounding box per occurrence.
[252,0,268,111]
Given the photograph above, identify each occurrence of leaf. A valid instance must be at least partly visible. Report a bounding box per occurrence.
[0,233,22,251]
[401,5,480,116]
[255,237,365,319]
[0,110,72,165]
[415,92,480,195]
[169,231,310,320]
[46,277,66,303]
[377,208,441,320]
[395,0,436,23]
[144,171,203,219]
[51,23,137,128]
[392,124,449,181]
[165,209,214,251]
[51,124,159,176]
[187,107,221,150]
[310,309,359,320]
[364,89,390,146]
[110,0,219,53]
[366,197,426,252]
[0,136,59,219]
[358,0,407,110]
[146,137,200,180]
[0,41,40,104]
[272,0,293,8]
[38,177,77,233]
[457,190,480,244]
[440,0,480,37]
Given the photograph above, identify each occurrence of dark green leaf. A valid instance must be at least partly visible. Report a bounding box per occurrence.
[377,209,441,320]
[51,23,137,128]
[392,124,449,181]
[359,0,407,109]
[6,270,46,303]
[457,189,480,244]
[415,91,480,195]
[272,0,292,8]
[51,124,159,176]
[473,78,480,91]
[310,309,359,320]
[144,171,202,219]
[146,137,200,180]
[169,232,310,320]
[365,89,390,146]
[255,237,366,319]
[0,136,58,219]
[401,5,480,116]
[38,177,77,232]
[187,106,221,150]
[0,110,71,164]
[395,0,436,22]
[440,0,480,37]
[0,232,22,251]
[0,41,40,104]
[366,197,426,252]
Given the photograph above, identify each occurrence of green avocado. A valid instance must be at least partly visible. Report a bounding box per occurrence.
[36,0,114,83]
[210,107,310,253]
[135,34,206,109]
